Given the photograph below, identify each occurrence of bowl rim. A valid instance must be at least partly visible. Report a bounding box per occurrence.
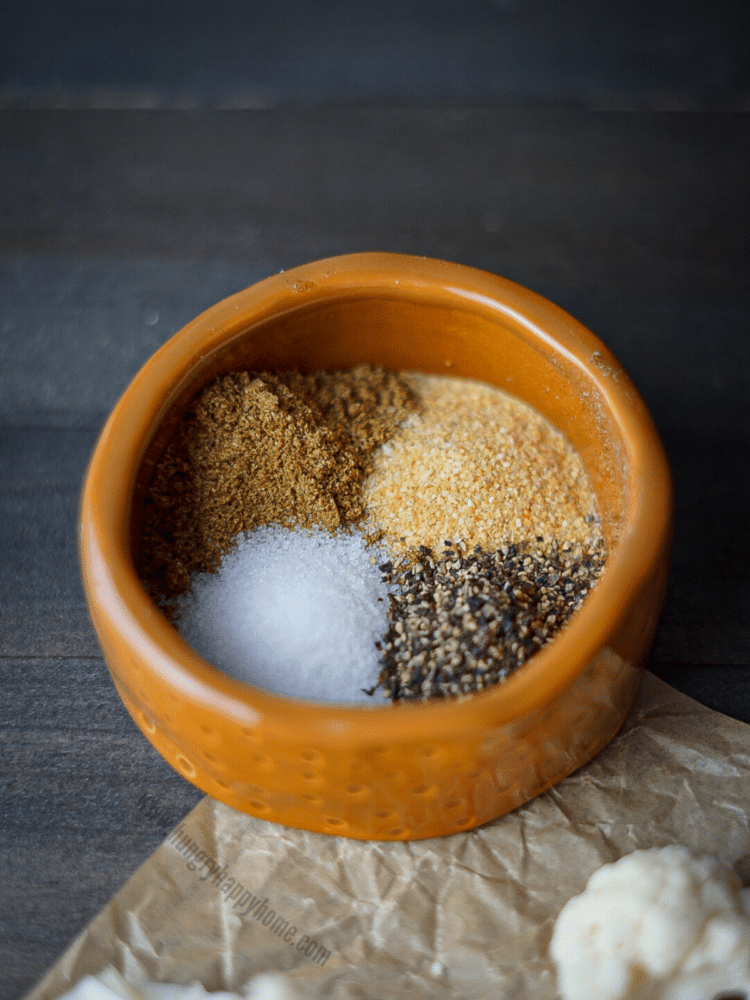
[79,252,672,744]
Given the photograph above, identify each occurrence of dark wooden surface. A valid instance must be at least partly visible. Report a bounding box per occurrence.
[1,108,749,998]
[3,1,749,110]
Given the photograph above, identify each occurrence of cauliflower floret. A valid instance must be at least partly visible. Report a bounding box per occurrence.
[550,846,750,1000]
[59,968,298,1000]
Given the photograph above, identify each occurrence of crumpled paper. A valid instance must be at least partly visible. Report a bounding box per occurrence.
[26,673,750,1000]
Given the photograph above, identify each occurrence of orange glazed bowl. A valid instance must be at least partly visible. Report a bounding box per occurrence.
[79,253,672,841]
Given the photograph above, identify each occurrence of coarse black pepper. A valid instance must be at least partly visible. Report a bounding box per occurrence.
[375,539,606,701]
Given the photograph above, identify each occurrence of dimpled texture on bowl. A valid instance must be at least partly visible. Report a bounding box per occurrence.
[79,253,672,840]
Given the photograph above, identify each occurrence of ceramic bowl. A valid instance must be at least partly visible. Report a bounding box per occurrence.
[79,253,672,840]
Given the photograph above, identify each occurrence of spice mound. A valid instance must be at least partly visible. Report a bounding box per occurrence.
[173,525,393,703]
[364,372,600,555]
[378,539,606,701]
[141,364,417,600]
[140,366,607,704]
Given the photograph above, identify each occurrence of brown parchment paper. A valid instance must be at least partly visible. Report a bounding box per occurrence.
[26,673,750,1000]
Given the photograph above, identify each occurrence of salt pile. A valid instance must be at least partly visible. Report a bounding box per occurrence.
[174,525,392,703]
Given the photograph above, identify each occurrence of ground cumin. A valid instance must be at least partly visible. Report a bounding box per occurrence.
[140,364,418,602]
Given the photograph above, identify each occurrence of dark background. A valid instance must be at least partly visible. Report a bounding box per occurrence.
[2,0,750,109]
[1,3,749,997]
